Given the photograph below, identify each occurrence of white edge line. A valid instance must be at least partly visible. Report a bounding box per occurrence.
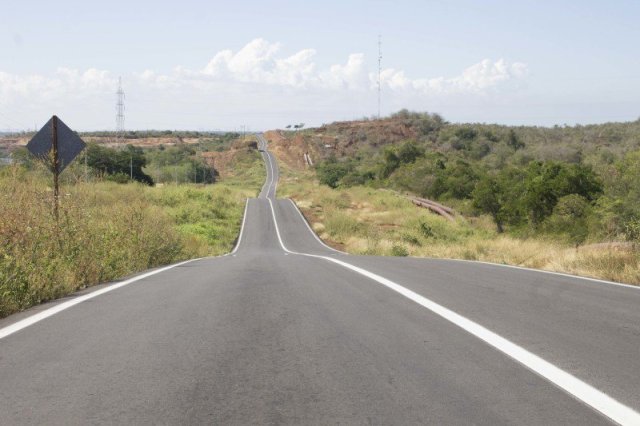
[258,134,278,200]
[267,197,640,425]
[260,134,278,199]
[268,198,289,251]
[442,258,639,291]
[287,198,348,255]
[272,152,279,198]
[0,258,200,341]
[293,186,637,290]
[267,151,277,199]
[259,150,270,199]
[230,198,249,255]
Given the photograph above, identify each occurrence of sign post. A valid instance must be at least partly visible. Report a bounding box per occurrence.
[51,116,59,219]
[27,115,86,221]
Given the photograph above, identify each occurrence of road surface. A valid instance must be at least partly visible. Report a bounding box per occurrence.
[1,135,639,425]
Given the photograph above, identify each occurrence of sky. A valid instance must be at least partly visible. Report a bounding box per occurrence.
[1,0,640,131]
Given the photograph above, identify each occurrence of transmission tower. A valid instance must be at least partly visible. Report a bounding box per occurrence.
[377,35,382,120]
[116,77,125,146]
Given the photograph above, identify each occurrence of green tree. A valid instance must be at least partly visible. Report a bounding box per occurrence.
[506,129,525,150]
[317,157,352,188]
[523,162,602,226]
[472,175,505,232]
[378,147,401,179]
[86,144,154,185]
[397,141,424,164]
[544,194,591,246]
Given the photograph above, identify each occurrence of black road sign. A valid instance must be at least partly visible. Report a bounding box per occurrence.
[27,116,86,174]
[26,115,87,221]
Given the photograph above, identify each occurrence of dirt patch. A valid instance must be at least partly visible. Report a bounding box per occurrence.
[201,139,258,178]
[264,130,320,171]
[0,135,200,152]
[264,117,421,169]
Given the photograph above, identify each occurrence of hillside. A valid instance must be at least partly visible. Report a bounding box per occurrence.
[270,111,640,283]
[272,111,640,167]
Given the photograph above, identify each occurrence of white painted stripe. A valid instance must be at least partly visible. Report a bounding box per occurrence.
[287,198,348,255]
[269,198,288,251]
[267,198,640,425]
[266,151,278,199]
[445,258,639,291]
[230,199,249,255]
[266,151,273,198]
[259,150,271,199]
[259,146,276,199]
[0,258,199,341]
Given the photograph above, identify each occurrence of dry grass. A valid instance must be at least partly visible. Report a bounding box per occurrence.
[278,165,640,286]
[0,154,264,318]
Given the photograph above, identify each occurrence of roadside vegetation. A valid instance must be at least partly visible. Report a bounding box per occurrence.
[0,140,263,318]
[277,112,640,285]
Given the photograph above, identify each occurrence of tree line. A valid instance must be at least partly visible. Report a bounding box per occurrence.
[314,112,640,246]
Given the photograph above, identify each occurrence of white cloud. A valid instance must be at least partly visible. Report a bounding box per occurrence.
[320,53,367,90]
[0,39,528,129]
[0,68,115,104]
[376,58,528,95]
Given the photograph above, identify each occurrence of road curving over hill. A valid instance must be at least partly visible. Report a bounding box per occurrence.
[0,134,639,425]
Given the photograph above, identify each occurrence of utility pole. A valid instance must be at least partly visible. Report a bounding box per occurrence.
[377,35,382,120]
[116,77,125,147]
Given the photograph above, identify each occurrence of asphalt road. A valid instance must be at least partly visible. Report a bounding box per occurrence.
[0,135,639,425]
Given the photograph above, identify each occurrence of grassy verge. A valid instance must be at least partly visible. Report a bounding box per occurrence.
[278,165,640,286]
[0,150,264,318]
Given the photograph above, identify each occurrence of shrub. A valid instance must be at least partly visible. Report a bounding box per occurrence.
[391,245,409,257]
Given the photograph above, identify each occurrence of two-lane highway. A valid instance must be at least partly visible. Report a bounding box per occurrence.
[0,134,639,425]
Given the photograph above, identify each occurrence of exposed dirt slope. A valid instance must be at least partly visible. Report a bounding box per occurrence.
[201,138,257,178]
[264,130,320,171]
[265,117,422,169]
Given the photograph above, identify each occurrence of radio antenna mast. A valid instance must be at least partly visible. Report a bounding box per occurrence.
[377,35,382,120]
[116,77,125,146]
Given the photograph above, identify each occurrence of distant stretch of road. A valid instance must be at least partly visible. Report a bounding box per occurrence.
[0,134,639,425]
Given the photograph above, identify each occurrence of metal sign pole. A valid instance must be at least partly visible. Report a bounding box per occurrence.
[52,115,60,221]
[27,115,86,224]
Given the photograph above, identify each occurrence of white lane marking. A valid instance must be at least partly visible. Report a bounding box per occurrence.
[267,198,640,425]
[286,198,348,255]
[231,199,249,255]
[266,151,277,199]
[259,150,272,199]
[261,150,276,199]
[444,258,639,291]
[0,258,200,341]
[257,134,278,200]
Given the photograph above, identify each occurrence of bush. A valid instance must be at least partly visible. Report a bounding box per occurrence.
[316,158,352,188]
[391,245,409,257]
[544,194,591,245]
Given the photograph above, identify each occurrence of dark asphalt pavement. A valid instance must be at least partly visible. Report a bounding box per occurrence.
[0,134,638,425]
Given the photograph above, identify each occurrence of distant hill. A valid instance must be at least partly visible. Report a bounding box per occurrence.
[268,111,640,245]
[279,111,640,167]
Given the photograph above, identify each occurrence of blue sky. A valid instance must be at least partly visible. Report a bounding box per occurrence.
[1,0,639,130]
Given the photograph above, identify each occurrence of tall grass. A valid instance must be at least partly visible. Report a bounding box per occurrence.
[278,164,640,286]
[0,152,264,318]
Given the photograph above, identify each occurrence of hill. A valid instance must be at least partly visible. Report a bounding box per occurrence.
[270,111,640,283]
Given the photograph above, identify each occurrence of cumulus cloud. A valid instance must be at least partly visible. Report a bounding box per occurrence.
[0,67,116,105]
[0,38,528,129]
[376,59,528,95]
[0,38,527,98]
